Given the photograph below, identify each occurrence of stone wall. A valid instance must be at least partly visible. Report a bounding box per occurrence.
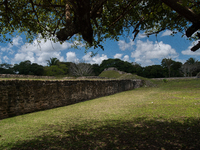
[0,74,56,79]
[0,79,143,120]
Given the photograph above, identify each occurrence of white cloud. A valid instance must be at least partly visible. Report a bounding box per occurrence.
[37,52,65,66]
[11,35,74,65]
[181,41,200,56]
[181,49,200,55]
[174,58,185,64]
[137,33,147,39]
[114,53,130,62]
[161,30,173,37]
[82,52,108,65]
[19,38,72,53]
[3,56,9,62]
[123,55,130,62]
[131,40,178,66]
[0,36,23,54]
[1,43,13,54]
[114,53,123,59]
[12,36,23,46]
[14,52,35,63]
[66,51,79,63]
[118,39,135,51]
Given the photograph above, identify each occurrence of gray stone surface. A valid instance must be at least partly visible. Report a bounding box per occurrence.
[0,79,143,120]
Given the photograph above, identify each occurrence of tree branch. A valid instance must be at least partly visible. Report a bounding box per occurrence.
[191,41,200,52]
[160,0,199,23]
[31,3,65,8]
[109,0,139,27]
[161,0,200,51]
[90,0,106,18]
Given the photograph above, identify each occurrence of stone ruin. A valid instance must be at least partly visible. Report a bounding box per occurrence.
[103,67,131,75]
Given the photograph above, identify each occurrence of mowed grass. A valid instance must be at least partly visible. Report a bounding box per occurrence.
[0,79,200,149]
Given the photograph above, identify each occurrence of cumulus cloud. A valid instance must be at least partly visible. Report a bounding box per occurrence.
[182,50,200,55]
[66,51,79,63]
[114,53,123,59]
[123,55,130,62]
[19,38,72,53]
[113,53,130,62]
[161,30,173,37]
[14,52,35,62]
[1,43,13,54]
[11,35,74,65]
[3,56,9,63]
[181,41,200,56]
[131,40,178,66]
[1,36,23,55]
[82,52,108,64]
[137,33,147,39]
[12,36,23,46]
[118,39,134,51]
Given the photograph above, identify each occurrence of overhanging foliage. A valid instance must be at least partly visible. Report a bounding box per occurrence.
[0,0,200,50]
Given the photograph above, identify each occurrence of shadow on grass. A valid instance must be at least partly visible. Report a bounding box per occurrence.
[2,117,200,150]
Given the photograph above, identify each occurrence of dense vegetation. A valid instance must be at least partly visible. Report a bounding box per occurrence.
[1,57,200,78]
[1,1,200,51]
[0,79,200,149]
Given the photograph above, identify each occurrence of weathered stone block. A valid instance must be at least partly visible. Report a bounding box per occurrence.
[0,79,142,120]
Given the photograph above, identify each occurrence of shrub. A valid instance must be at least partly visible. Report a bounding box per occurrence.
[163,79,168,83]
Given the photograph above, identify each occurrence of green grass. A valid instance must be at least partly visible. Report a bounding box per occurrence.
[0,79,200,149]
[99,70,123,78]
[99,70,150,81]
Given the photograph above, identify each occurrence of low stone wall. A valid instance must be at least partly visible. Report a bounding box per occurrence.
[0,74,56,79]
[76,76,108,79]
[151,77,197,80]
[0,79,143,120]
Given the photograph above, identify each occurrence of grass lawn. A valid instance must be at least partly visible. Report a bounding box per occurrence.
[0,79,200,149]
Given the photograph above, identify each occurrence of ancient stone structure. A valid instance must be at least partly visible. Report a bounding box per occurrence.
[0,74,56,79]
[0,79,143,120]
[103,67,128,75]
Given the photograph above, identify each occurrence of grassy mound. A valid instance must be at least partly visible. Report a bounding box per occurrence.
[99,70,155,87]
[99,70,145,80]
[99,70,122,79]
[1,79,200,149]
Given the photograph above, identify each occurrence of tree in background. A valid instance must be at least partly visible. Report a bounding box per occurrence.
[131,62,143,76]
[13,60,44,75]
[30,63,44,76]
[44,61,68,76]
[170,61,183,77]
[0,63,15,74]
[100,59,135,74]
[46,58,60,66]
[69,62,94,77]
[92,64,101,76]
[13,60,32,75]
[142,65,165,78]
[0,1,200,51]
[161,58,173,77]
[161,58,183,77]
[44,65,65,76]
[181,58,200,77]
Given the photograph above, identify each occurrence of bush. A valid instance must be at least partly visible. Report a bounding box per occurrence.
[163,79,168,83]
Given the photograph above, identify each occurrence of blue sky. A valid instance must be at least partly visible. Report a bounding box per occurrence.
[0,30,200,67]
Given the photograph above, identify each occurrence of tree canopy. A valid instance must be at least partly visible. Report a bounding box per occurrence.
[1,57,199,78]
[46,57,60,66]
[0,0,200,50]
